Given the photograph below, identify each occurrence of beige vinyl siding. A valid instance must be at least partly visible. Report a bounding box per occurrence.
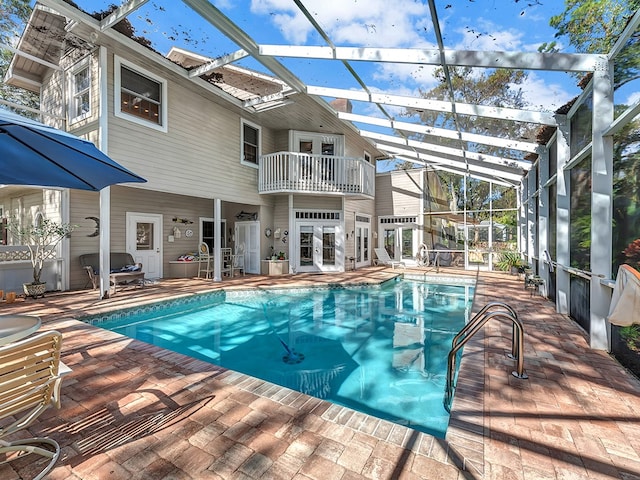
[105,52,268,206]
[68,186,251,289]
[375,170,422,218]
[272,196,290,258]
[344,197,375,260]
[292,195,342,210]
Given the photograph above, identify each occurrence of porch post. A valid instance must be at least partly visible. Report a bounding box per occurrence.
[589,66,614,350]
[538,147,550,287]
[99,187,111,299]
[98,46,111,299]
[555,120,571,315]
[214,198,222,281]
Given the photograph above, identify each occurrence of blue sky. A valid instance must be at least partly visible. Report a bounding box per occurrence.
[57,1,587,110]
[24,1,638,115]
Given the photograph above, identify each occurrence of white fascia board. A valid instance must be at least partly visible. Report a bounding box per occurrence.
[361,130,531,170]
[0,42,62,71]
[188,50,249,78]
[260,45,604,73]
[340,111,539,153]
[379,144,523,182]
[100,0,149,31]
[311,85,558,126]
[40,0,249,110]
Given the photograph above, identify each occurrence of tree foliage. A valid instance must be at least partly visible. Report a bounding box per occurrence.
[547,0,640,89]
[401,67,529,216]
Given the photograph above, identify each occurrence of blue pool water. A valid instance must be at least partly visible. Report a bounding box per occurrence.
[84,277,474,437]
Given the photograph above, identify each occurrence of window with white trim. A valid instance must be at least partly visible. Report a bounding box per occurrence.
[114,56,167,132]
[364,151,372,163]
[241,120,261,167]
[70,62,90,122]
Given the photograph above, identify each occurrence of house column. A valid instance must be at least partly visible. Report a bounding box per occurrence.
[213,198,222,281]
[589,65,614,350]
[556,120,570,315]
[527,171,536,266]
[98,46,111,299]
[538,148,550,287]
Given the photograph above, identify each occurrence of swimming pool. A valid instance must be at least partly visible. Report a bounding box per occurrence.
[83,277,475,437]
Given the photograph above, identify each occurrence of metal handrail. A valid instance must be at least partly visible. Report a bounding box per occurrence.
[444,303,528,412]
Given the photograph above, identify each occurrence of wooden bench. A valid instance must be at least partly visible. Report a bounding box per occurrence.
[79,253,145,295]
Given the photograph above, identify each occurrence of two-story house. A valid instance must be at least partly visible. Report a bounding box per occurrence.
[3,2,381,292]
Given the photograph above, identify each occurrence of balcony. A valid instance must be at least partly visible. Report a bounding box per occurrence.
[259,152,375,198]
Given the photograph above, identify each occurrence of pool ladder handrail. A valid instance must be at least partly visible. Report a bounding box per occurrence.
[444,302,528,412]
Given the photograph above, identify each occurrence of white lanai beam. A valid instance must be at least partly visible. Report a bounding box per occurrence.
[259,45,606,73]
[310,85,559,126]
[339,112,539,153]
[394,156,518,187]
[379,144,523,182]
[100,0,149,31]
[188,49,249,78]
[361,130,532,170]
[182,0,307,93]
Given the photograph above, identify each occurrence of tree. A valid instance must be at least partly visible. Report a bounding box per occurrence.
[0,0,38,112]
[402,67,529,217]
[546,0,640,89]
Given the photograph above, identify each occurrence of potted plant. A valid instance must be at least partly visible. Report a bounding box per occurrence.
[496,250,525,275]
[7,217,76,298]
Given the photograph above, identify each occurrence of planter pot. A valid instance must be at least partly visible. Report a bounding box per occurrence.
[23,282,46,298]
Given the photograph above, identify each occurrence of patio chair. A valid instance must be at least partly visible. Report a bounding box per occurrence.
[374,248,406,269]
[0,330,68,480]
[197,243,213,279]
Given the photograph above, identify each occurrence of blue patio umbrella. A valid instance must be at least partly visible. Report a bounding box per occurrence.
[0,109,146,190]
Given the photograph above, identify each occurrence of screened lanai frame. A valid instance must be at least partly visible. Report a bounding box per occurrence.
[5,0,640,352]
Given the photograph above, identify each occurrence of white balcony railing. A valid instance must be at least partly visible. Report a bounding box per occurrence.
[259,152,375,197]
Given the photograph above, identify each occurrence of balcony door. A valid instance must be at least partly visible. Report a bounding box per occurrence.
[291,131,344,183]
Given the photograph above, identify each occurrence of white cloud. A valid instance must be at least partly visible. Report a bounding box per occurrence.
[250,0,430,47]
[515,72,573,112]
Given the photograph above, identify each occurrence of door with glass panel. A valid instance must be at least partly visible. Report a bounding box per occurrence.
[296,222,342,272]
[126,212,162,278]
[380,225,415,262]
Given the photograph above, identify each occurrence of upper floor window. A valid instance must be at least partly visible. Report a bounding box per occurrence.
[241,120,261,167]
[70,62,90,122]
[364,151,372,163]
[114,56,167,132]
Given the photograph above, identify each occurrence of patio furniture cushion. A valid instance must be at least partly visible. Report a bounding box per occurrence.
[79,253,145,293]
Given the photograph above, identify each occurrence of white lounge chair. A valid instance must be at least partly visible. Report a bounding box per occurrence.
[374,248,406,269]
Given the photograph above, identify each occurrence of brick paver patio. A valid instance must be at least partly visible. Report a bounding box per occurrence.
[1,267,639,479]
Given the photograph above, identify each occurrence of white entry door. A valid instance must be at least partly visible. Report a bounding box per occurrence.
[235,221,260,274]
[126,212,162,279]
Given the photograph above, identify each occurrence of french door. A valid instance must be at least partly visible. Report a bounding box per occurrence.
[355,216,371,268]
[296,222,343,272]
[380,225,415,262]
